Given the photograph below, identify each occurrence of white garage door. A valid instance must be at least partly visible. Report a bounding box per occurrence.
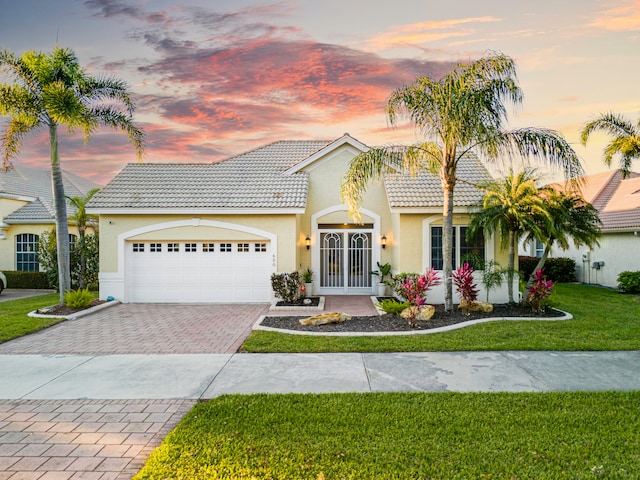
[125,241,273,303]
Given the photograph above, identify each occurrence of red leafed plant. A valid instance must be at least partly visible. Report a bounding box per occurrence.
[397,268,441,326]
[451,262,479,304]
[526,268,554,312]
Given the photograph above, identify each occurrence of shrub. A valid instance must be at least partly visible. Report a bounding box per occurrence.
[377,298,410,315]
[452,263,479,303]
[519,256,576,282]
[395,268,441,327]
[63,287,94,308]
[3,271,51,289]
[617,271,640,293]
[271,272,302,303]
[526,269,554,312]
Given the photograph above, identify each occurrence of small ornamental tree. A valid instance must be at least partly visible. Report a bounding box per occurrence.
[526,268,554,312]
[452,263,479,313]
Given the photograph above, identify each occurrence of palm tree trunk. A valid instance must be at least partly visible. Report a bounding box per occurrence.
[78,228,86,288]
[49,123,71,304]
[527,243,551,287]
[507,230,515,303]
[441,156,456,312]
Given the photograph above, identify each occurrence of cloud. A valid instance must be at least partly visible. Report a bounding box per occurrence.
[366,17,501,50]
[587,0,640,31]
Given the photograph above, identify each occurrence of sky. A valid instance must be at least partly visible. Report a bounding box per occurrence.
[0,0,638,185]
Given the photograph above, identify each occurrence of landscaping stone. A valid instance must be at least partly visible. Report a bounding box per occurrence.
[459,299,494,313]
[400,305,435,321]
[299,312,352,326]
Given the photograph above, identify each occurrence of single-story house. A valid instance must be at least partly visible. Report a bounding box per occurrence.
[522,169,640,288]
[0,165,100,273]
[87,134,515,304]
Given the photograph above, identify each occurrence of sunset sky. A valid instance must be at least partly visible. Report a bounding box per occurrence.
[1,0,638,185]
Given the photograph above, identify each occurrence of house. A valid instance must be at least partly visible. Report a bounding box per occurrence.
[87,134,514,304]
[521,169,640,288]
[0,165,100,273]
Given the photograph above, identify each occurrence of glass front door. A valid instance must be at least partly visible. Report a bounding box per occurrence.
[319,230,372,294]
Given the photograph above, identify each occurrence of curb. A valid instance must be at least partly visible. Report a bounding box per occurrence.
[28,300,121,320]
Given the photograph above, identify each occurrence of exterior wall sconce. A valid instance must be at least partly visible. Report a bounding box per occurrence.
[305,236,311,249]
[381,235,387,249]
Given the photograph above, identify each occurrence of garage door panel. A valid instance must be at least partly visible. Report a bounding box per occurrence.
[126,241,272,303]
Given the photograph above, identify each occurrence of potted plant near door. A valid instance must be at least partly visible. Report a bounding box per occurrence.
[302,268,314,296]
[371,262,392,296]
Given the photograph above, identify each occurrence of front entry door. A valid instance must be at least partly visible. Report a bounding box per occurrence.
[319,230,372,294]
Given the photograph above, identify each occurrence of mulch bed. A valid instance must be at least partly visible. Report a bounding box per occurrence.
[261,303,566,333]
[37,299,107,316]
[275,297,321,307]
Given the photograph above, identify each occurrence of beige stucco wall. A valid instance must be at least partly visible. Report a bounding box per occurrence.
[98,214,298,273]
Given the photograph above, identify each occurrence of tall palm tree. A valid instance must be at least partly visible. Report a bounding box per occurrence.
[581,112,640,178]
[342,52,583,311]
[0,46,144,304]
[467,169,550,303]
[524,189,601,282]
[67,187,100,288]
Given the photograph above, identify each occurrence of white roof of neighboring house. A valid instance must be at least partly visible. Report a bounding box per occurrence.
[557,170,640,231]
[87,135,491,213]
[0,165,100,223]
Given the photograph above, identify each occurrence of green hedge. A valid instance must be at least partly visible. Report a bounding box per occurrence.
[617,271,640,293]
[519,256,576,283]
[3,271,52,289]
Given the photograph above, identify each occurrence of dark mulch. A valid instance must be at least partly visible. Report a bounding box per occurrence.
[261,303,566,333]
[275,297,321,307]
[36,299,107,316]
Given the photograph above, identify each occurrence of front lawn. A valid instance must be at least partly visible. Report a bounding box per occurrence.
[242,283,640,352]
[0,293,65,343]
[135,391,640,479]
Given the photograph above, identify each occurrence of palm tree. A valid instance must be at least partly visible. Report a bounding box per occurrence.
[341,52,583,311]
[67,187,100,288]
[524,189,601,283]
[0,46,144,304]
[581,112,640,178]
[467,169,550,303]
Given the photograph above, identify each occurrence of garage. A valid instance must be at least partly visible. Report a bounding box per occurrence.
[125,240,273,303]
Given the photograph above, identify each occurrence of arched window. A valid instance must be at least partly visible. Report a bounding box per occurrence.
[16,233,39,271]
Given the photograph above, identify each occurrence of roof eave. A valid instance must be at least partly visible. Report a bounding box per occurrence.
[87,207,306,215]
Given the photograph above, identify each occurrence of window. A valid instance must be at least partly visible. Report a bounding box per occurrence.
[185,243,197,252]
[255,243,267,252]
[430,226,485,270]
[167,243,179,252]
[16,233,39,271]
[203,243,215,252]
[150,243,162,252]
[534,239,544,258]
[132,243,145,253]
[220,243,232,252]
[237,243,249,252]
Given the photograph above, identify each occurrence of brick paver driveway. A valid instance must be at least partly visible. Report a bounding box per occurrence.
[0,303,268,479]
[0,303,270,354]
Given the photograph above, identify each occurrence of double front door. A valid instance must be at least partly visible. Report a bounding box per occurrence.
[318,230,372,294]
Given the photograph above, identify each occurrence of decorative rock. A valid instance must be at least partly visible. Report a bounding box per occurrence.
[400,305,435,321]
[299,312,352,326]
[459,299,494,313]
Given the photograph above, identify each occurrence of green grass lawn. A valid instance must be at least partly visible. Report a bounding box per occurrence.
[0,293,65,343]
[242,283,640,353]
[135,391,640,479]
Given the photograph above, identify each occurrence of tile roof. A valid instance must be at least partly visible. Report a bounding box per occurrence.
[0,165,100,223]
[554,170,640,230]
[383,151,492,208]
[88,140,333,210]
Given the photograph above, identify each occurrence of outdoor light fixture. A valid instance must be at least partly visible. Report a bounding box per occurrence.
[381,235,387,249]
[306,236,311,249]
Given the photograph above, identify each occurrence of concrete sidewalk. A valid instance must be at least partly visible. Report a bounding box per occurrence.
[2,351,638,400]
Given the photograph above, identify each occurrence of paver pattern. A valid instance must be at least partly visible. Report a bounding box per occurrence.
[0,399,194,480]
[0,304,269,354]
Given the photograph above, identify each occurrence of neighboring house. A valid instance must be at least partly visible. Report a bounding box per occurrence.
[521,169,640,288]
[87,134,514,304]
[0,165,100,273]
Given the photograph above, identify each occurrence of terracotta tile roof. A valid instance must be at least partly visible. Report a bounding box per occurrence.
[88,140,332,210]
[0,165,100,223]
[383,151,492,208]
[554,170,640,230]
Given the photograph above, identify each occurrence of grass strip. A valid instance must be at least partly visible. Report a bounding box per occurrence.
[135,391,640,479]
[242,283,640,352]
[0,293,65,343]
